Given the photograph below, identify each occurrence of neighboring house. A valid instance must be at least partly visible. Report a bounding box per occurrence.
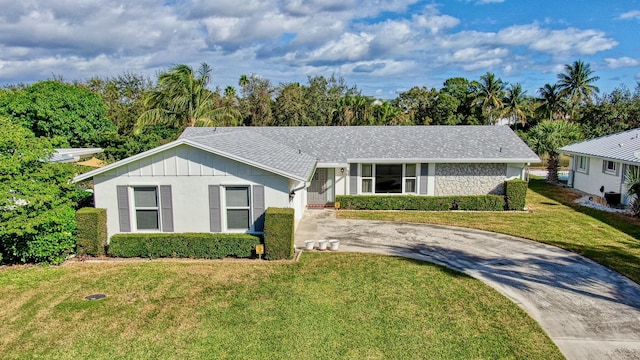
[73,126,539,240]
[51,148,103,163]
[560,128,640,205]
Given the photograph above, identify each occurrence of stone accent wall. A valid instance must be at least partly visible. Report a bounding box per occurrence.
[434,163,507,196]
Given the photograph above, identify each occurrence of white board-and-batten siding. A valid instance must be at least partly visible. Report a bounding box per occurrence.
[94,145,293,240]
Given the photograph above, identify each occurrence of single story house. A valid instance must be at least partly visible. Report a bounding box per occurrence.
[73,126,539,240]
[560,128,640,205]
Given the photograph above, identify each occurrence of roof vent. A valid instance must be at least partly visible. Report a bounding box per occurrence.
[635,151,640,159]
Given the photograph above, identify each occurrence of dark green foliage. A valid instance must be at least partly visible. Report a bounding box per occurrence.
[505,180,529,211]
[108,233,261,259]
[455,195,505,211]
[0,80,115,147]
[337,195,505,211]
[0,117,80,264]
[263,207,295,260]
[75,208,107,256]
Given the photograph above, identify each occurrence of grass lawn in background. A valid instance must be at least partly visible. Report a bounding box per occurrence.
[0,253,562,359]
[339,178,640,285]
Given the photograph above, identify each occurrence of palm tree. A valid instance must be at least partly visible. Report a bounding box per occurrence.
[536,83,567,121]
[557,60,600,117]
[526,120,583,182]
[135,63,231,133]
[472,72,506,124]
[501,83,528,129]
[624,168,640,216]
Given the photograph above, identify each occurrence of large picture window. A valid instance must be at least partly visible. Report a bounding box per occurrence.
[226,186,250,230]
[134,187,159,230]
[360,164,418,194]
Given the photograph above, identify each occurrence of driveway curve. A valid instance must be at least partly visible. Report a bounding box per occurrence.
[295,210,640,360]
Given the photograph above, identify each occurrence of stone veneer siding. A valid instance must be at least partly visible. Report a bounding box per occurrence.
[434,163,507,196]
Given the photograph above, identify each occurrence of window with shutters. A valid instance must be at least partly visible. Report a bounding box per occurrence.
[225,186,250,230]
[133,186,160,230]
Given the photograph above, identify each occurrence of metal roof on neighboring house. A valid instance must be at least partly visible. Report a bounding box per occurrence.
[559,128,640,164]
[51,148,103,163]
[180,125,540,165]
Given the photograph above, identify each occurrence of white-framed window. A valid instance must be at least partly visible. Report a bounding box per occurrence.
[225,186,251,230]
[405,164,417,193]
[361,164,373,193]
[133,186,160,230]
[360,164,418,194]
[576,156,588,173]
[603,160,618,175]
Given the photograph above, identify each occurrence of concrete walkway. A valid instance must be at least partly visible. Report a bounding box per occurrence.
[295,210,640,360]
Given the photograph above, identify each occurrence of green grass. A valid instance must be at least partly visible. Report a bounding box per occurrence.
[0,254,561,359]
[339,178,640,284]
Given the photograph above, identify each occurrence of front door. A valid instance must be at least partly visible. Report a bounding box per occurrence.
[308,168,328,205]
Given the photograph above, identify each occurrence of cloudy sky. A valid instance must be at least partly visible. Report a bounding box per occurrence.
[0,0,638,98]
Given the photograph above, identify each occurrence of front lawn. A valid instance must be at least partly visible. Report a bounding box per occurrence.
[0,253,561,359]
[339,179,640,284]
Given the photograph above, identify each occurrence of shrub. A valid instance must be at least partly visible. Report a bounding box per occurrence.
[108,233,261,259]
[76,208,107,256]
[0,205,76,265]
[456,195,505,211]
[263,207,295,260]
[337,195,506,211]
[505,179,529,210]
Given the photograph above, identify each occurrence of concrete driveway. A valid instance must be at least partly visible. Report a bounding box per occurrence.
[295,210,640,360]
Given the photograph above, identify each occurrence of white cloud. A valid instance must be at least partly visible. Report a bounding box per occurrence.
[605,57,640,69]
[618,10,640,20]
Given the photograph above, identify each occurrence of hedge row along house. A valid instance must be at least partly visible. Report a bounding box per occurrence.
[73,126,540,240]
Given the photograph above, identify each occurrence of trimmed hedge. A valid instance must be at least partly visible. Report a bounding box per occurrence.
[75,207,108,256]
[264,207,295,260]
[337,194,505,211]
[505,179,529,210]
[108,233,261,259]
[455,195,505,211]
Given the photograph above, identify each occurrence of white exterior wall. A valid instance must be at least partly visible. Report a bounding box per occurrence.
[570,156,626,203]
[94,145,296,239]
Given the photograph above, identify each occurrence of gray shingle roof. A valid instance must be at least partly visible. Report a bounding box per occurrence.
[181,126,539,164]
[185,131,317,181]
[559,128,640,164]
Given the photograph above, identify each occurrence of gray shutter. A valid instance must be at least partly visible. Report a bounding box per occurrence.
[209,185,222,232]
[349,163,358,195]
[159,185,174,232]
[419,163,429,195]
[252,185,265,232]
[116,185,131,232]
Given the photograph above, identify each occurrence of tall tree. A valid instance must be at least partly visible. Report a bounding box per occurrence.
[557,60,600,117]
[536,83,567,122]
[135,63,229,133]
[0,80,115,147]
[472,72,506,124]
[501,83,529,129]
[84,72,153,135]
[238,74,274,126]
[0,117,79,264]
[273,82,307,126]
[526,120,583,182]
